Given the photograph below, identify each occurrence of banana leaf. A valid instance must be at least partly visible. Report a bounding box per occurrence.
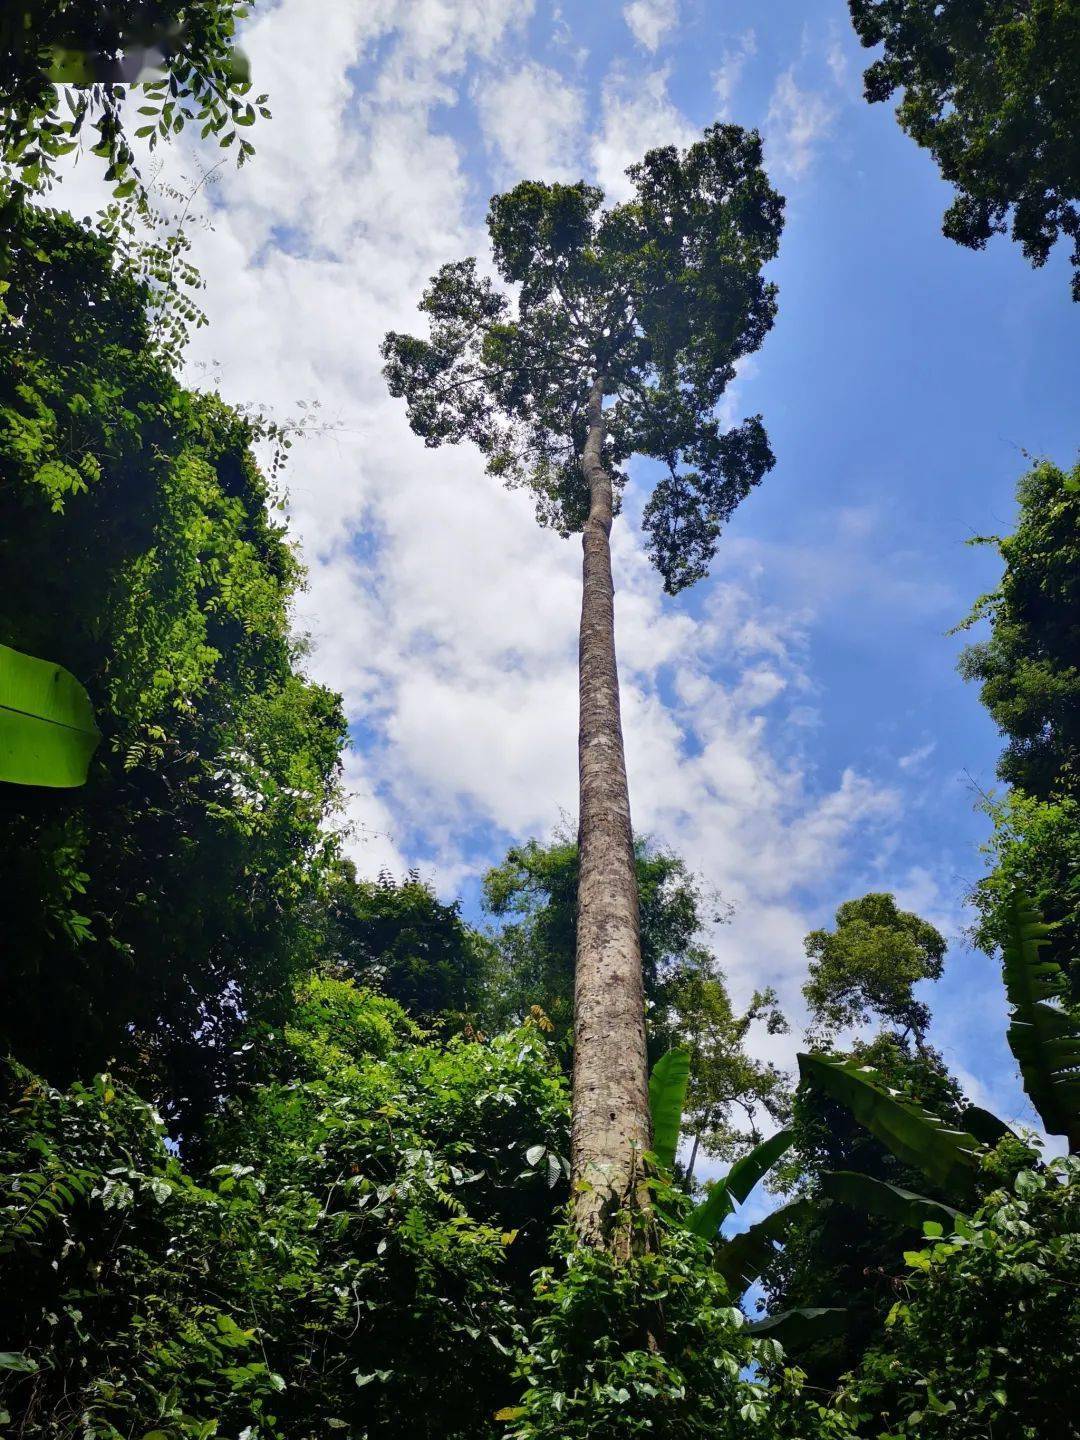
[686,1127,794,1240]
[714,1197,812,1295]
[798,1054,981,1200]
[0,644,100,787]
[822,1169,962,1231]
[1001,893,1080,1151]
[648,1047,690,1173]
[960,1104,1015,1148]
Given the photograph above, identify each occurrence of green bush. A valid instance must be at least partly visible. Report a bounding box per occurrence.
[839,1158,1080,1438]
[0,1000,570,1440]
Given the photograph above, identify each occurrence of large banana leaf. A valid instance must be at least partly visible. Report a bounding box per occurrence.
[1001,893,1080,1151]
[798,1054,981,1200]
[648,1047,691,1173]
[959,1104,1015,1148]
[0,644,100,787]
[821,1170,961,1231]
[713,1197,812,1295]
[686,1127,794,1240]
[746,1307,847,1349]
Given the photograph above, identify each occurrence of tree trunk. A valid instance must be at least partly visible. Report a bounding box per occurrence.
[571,375,652,1250]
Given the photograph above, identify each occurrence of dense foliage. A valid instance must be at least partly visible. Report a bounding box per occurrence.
[0,200,346,1120]
[959,459,1080,1003]
[0,989,570,1440]
[762,1034,970,1382]
[841,1158,1080,1438]
[325,863,494,1025]
[849,0,1080,297]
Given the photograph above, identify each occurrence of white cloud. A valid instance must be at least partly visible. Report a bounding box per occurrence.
[764,68,836,180]
[474,61,586,182]
[712,29,757,120]
[623,0,679,53]
[898,740,937,772]
[590,64,696,202]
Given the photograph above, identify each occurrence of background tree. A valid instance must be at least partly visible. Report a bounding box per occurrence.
[848,0,1080,298]
[482,831,790,1168]
[761,897,958,1382]
[383,126,784,1245]
[0,202,345,1124]
[802,891,947,1048]
[957,458,1080,1004]
[325,862,494,1025]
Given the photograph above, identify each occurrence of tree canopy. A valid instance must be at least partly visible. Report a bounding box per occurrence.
[0,0,264,196]
[849,0,1080,297]
[803,892,947,1045]
[382,125,783,594]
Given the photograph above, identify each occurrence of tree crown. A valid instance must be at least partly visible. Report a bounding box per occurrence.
[802,891,947,1043]
[382,124,784,594]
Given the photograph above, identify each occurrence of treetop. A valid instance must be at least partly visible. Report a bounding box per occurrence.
[383,123,785,594]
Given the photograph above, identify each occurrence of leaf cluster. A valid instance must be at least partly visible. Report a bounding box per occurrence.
[849,0,1080,297]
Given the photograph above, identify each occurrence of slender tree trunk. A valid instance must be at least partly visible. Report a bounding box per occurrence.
[571,375,652,1250]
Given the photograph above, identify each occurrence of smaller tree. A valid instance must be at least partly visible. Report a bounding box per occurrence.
[848,0,1080,298]
[803,892,947,1048]
[325,863,494,1024]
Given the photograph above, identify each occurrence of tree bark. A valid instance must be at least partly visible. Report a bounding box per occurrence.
[571,375,652,1250]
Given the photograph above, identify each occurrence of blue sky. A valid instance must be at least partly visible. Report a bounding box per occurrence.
[63,0,1077,1161]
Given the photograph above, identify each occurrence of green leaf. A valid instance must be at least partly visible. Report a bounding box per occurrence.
[648,1047,690,1173]
[959,1104,1016,1148]
[1000,892,1080,1148]
[798,1054,982,1199]
[713,1198,813,1296]
[821,1170,963,1231]
[0,644,101,787]
[746,1307,847,1349]
[0,1352,38,1374]
[686,1127,794,1240]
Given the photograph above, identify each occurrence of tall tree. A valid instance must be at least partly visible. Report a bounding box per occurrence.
[382,127,783,1245]
[848,0,1080,297]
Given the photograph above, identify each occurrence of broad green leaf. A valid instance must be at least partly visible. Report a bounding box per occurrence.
[1000,892,1080,1149]
[648,1047,690,1173]
[746,1307,847,1349]
[959,1104,1016,1148]
[713,1198,812,1295]
[0,644,100,787]
[686,1127,794,1240]
[822,1170,962,1231]
[0,1352,38,1373]
[798,1054,981,1199]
